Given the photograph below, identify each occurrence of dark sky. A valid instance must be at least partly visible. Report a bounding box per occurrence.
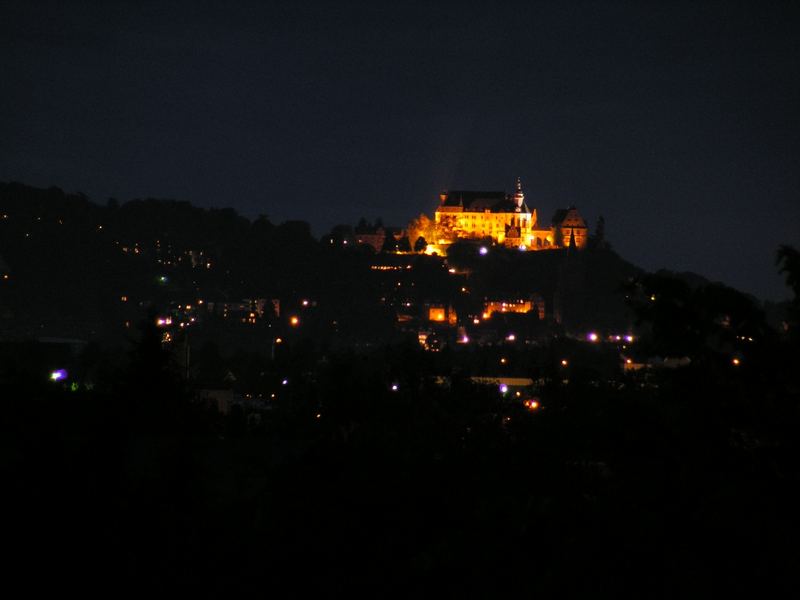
[2,1,798,300]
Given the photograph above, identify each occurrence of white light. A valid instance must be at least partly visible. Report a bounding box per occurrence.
[506,333,516,341]
[391,384,399,391]
[479,247,488,255]
[587,332,599,342]
[499,384,508,394]
[281,379,288,385]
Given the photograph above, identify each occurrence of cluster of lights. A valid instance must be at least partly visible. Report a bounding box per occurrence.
[585,332,634,344]
[609,334,635,342]
[156,317,172,326]
[523,399,540,411]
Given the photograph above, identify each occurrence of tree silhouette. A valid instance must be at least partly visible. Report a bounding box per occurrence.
[776,244,800,338]
[777,245,800,301]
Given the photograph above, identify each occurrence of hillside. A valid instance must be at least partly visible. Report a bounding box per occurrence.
[0,181,741,343]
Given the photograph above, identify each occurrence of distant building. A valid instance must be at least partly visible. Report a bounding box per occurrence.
[551,207,588,249]
[483,294,545,320]
[354,222,387,252]
[207,298,277,323]
[432,178,588,251]
[427,303,457,325]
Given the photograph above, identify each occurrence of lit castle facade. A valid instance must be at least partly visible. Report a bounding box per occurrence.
[433,178,587,251]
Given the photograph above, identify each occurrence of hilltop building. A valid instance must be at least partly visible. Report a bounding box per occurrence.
[432,178,587,251]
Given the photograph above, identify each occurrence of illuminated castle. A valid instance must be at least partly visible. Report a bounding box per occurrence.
[433,178,587,251]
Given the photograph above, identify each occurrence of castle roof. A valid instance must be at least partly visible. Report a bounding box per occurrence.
[440,190,531,214]
[552,206,586,227]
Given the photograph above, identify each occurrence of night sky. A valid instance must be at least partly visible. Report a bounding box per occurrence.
[2,1,798,300]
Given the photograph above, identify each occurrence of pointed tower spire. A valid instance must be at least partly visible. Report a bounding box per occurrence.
[514,177,524,210]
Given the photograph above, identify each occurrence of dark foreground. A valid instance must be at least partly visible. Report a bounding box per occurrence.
[3,338,799,598]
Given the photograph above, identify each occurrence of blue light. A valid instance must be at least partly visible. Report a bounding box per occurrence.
[50,369,67,382]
